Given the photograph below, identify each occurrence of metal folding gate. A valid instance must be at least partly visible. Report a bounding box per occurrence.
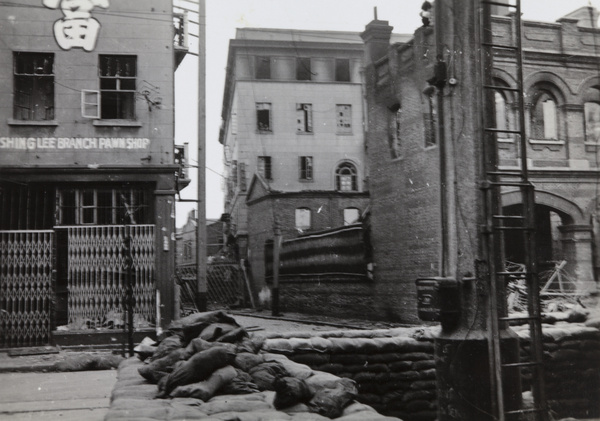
[0,230,54,348]
[67,225,156,329]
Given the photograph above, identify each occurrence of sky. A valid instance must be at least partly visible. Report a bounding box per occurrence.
[173,0,600,227]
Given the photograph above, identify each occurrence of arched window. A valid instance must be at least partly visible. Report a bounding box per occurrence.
[295,208,311,231]
[531,91,558,140]
[494,91,509,137]
[583,87,600,143]
[343,208,360,225]
[335,162,357,191]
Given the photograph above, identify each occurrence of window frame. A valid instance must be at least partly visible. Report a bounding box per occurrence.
[256,102,272,132]
[388,107,402,158]
[13,52,55,121]
[584,101,600,143]
[295,207,312,232]
[343,207,360,225]
[258,156,272,180]
[336,104,352,134]
[98,54,137,120]
[530,90,559,141]
[299,156,313,181]
[296,103,313,133]
[335,162,358,192]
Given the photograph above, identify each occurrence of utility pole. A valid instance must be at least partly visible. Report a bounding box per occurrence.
[195,0,207,312]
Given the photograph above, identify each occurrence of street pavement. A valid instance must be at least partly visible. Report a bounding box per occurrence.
[0,370,116,420]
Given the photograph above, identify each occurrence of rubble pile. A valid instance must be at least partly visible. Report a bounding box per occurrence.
[261,327,438,421]
[105,310,401,420]
[513,310,600,420]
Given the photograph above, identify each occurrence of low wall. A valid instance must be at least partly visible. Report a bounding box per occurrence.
[260,323,600,421]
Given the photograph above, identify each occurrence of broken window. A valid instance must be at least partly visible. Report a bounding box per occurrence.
[296,57,312,81]
[335,162,357,191]
[256,103,272,132]
[583,87,600,142]
[296,103,313,133]
[99,55,136,119]
[13,52,55,121]
[424,95,437,147]
[255,56,271,79]
[239,162,247,191]
[335,59,350,82]
[336,104,352,134]
[258,156,272,180]
[494,91,510,138]
[299,156,313,180]
[295,208,311,232]
[388,107,401,158]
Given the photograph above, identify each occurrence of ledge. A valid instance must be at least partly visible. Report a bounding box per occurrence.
[93,119,143,127]
[7,118,58,126]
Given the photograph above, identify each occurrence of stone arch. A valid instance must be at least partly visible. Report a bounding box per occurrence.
[576,75,600,97]
[501,189,585,225]
[524,71,575,102]
[492,67,518,89]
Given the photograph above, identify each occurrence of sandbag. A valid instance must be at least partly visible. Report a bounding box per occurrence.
[138,348,192,384]
[185,337,237,356]
[198,323,239,342]
[168,310,240,343]
[150,335,184,361]
[307,378,357,419]
[234,352,264,372]
[218,368,260,395]
[216,327,249,343]
[249,361,290,391]
[273,376,312,409]
[159,346,236,396]
[170,365,237,401]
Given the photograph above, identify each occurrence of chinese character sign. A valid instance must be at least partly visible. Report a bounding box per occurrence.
[43,0,110,52]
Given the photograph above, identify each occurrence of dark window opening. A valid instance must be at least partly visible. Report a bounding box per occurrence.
[255,56,271,79]
[296,57,312,81]
[99,55,136,120]
[0,183,55,230]
[258,156,272,180]
[335,59,350,82]
[256,103,272,131]
[13,52,54,121]
[299,156,313,180]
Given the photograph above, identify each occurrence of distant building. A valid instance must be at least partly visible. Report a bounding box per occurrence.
[219,29,408,298]
[176,210,224,265]
[0,0,190,347]
[362,7,600,323]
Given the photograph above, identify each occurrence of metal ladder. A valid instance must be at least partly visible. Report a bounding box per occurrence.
[479,1,549,420]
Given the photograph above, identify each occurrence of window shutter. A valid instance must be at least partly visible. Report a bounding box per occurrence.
[81,90,100,118]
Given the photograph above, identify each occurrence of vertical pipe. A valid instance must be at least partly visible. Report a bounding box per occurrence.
[195,0,207,312]
[271,227,281,316]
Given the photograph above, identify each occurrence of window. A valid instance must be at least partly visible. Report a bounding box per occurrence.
[335,59,350,82]
[424,95,437,147]
[258,156,272,180]
[256,102,272,132]
[343,208,360,225]
[99,55,136,120]
[295,208,311,232]
[336,104,352,134]
[584,87,600,142]
[296,103,313,133]
[299,156,313,180]
[531,91,558,140]
[58,187,151,225]
[239,162,247,191]
[585,102,600,142]
[335,162,357,191]
[296,57,312,81]
[388,107,401,158]
[13,52,54,121]
[255,56,271,79]
[183,241,193,260]
[494,91,510,138]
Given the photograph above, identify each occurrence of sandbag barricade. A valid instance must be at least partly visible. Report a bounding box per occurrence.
[105,310,400,420]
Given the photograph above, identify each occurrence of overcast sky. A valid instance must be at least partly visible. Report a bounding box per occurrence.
[173,0,600,226]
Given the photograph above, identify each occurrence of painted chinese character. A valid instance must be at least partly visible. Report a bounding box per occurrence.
[43,0,109,52]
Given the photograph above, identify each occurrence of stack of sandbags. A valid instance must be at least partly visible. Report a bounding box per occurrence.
[261,327,438,420]
[124,310,400,420]
[514,322,600,419]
